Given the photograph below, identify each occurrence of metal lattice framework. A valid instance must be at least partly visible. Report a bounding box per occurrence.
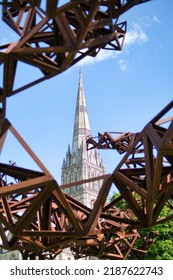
[87,102,173,227]
[87,131,135,153]
[1,0,171,260]
[0,0,150,117]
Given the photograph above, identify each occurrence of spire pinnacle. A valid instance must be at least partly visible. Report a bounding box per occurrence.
[72,71,91,153]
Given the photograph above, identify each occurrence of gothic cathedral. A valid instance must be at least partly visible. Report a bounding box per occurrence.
[61,71,105,207]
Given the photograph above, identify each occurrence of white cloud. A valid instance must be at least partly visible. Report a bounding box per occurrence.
[76,23,148,68]
[118,59,128,72]
[77,49,116,66]
[125,23,148,46]
[139,15,161,27]
[118,24,148,72]
[94,49,116,62]
[153,16,161,24]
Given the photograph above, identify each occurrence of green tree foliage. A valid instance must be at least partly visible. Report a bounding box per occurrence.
[111,193,173,260]
[144,207,173,260]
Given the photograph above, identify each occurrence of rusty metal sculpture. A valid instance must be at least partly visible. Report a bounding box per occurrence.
[87,131,135,153]
[87,101,173,228]
[1,0,170,260]
[71,229,142,260]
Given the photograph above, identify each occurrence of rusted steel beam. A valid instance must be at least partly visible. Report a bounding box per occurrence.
[0,119,10,152]
[0,163,44,180]
[9,120,53,176]
[21,230,83,237]
[0,175,53,197]
[60,174,108,190]
[0,223,9,249]
[1,197,14,225]
[85,174,113,234]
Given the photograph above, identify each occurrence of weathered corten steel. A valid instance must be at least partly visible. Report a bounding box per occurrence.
[71,229,142,260]
[87,131,135,153]
[0,0,166,260]
[0,146,140,259]
[87,101,173,229]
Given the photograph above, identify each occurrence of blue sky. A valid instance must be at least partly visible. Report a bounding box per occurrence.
[0,0,172,184]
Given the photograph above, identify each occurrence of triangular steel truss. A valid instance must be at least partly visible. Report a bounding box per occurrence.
[88,101,173,229]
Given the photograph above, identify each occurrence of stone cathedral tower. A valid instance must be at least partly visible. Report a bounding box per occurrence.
[61,71,105,208]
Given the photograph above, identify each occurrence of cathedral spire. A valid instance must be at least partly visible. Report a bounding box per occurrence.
[72,70,91,153]
[61,71,105,211]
